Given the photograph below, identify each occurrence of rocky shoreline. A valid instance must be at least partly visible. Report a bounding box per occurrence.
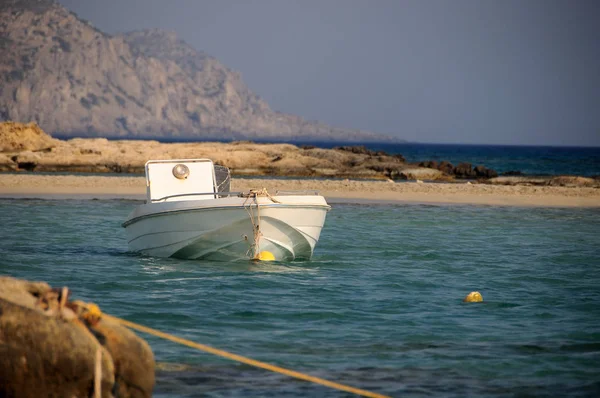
[1,122,599,188]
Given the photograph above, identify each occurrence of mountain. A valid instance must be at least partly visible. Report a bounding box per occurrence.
[0,0,398,142]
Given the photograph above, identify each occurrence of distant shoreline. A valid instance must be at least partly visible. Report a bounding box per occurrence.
[1,174,598,208]
[3,122,599,179]
[52,134,600,148]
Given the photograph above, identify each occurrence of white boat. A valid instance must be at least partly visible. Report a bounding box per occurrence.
[123,159,330,261]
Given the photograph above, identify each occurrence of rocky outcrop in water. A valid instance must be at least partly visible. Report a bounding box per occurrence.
[419,160,499,180]
[0,122,412,178]
[0,121,485,181]
[0,0,394,142]
[0,122,563,183]
[0,276,155,398]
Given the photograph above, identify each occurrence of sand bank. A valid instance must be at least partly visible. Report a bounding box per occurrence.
[1,174,599,207]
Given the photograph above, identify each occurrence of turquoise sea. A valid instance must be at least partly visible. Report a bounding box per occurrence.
[1,198,600,397]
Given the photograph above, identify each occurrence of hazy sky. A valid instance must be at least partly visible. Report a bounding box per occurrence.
[58,0,600,146]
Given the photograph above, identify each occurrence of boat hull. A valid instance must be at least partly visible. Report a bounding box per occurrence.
[123,196,329,261]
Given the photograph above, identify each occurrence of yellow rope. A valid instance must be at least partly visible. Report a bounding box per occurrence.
[101,313,390,398]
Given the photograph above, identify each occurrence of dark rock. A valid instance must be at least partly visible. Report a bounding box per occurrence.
[393,153,406,162]
[17,161,37,171]
[474,165,498,179]
[384,168,400,179]
[437,160,454,175]
[334,146,406,164]
[419,160,438,169]
[453,162,476,178]
[474,165,485,175]
[334,145,376,156]
[367,165,385,173]
[502,170,523,176]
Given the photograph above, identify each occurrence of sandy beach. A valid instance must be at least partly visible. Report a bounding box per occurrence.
[1,174,599,207]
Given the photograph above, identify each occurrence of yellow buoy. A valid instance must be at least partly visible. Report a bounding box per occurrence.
[256,251,276,261]
[463,291,483,303]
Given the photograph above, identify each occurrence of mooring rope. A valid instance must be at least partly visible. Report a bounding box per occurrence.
[242,191,261,258]
[94,347,102,398]
[240,188,282,204]
[241,188,282,259]
[54,291,104,398]
[93,311,390,398]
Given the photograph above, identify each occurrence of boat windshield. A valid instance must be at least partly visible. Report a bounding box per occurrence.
[215,165,231,193]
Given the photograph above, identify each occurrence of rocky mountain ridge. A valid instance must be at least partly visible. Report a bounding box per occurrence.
[0,0,396,142]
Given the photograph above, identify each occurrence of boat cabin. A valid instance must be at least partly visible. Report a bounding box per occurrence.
[145,159,219,202]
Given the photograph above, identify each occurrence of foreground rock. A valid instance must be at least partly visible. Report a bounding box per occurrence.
[0,276,154,398]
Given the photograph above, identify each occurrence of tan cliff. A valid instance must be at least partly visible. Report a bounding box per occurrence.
[0,0,395,142]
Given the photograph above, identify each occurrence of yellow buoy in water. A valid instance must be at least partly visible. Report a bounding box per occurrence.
[463,291,483,303]
[256,251,275,261]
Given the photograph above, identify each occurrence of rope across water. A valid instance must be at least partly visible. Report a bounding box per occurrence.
[100,312,391,398]
[74,299,390,398]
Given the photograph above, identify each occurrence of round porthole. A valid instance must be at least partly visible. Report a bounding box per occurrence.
[172,164,190,179]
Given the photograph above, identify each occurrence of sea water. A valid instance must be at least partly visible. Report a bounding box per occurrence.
[1,198,599,397]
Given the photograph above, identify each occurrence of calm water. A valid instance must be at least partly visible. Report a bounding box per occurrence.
[1,199,600,397]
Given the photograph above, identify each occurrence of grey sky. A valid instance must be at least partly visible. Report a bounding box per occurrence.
[58,0,600,146]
